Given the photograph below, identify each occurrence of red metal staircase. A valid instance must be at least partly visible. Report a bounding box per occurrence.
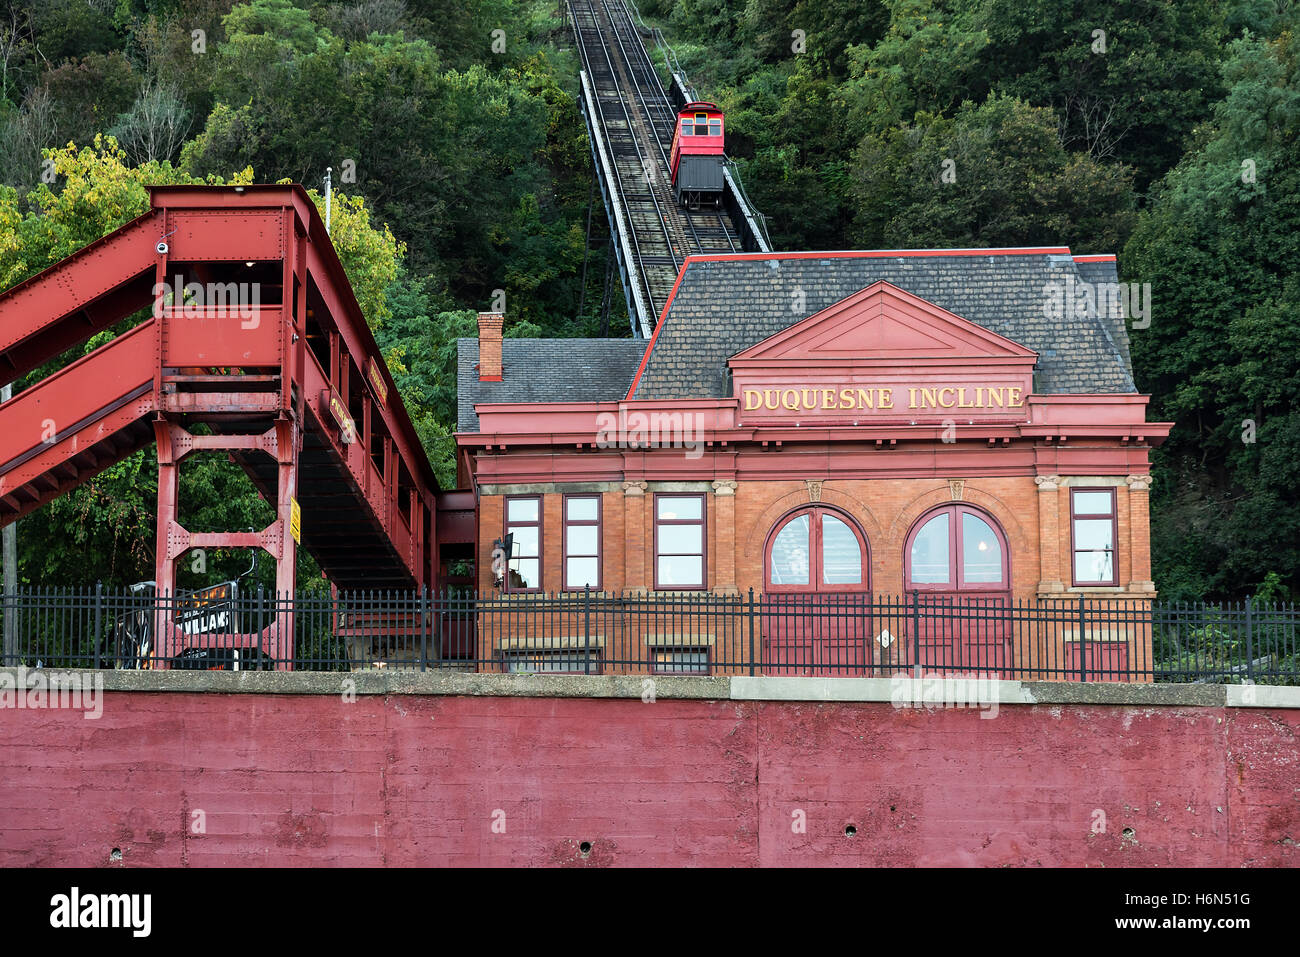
[0,185,444,663]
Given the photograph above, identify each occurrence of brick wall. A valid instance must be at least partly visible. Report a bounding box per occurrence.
[477,474,1154,599]
[2,694,1295,867]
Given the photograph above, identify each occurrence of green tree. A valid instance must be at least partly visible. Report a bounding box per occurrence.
[852,93,1136,252]
[1124,28,1300,598]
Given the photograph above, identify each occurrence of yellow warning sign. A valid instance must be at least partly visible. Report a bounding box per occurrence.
[290,497,301,545]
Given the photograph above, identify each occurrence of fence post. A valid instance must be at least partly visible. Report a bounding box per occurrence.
[420,586,429,673]
[583,585,592,675]
[911,590,921,680]
[1244,597,1254,682]
[748,588,756,676]
[93,581,103,669]
[1078,593,1087,682]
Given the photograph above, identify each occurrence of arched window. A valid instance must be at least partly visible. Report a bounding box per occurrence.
[766,506,868,591]
[905,504,1008,592]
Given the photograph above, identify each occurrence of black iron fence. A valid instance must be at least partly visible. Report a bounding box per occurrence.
[0,586,1297,684]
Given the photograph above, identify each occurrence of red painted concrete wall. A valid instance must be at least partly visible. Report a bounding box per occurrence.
[1,695,1296,867]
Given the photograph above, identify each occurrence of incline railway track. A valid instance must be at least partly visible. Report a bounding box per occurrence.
[569,0,742,336]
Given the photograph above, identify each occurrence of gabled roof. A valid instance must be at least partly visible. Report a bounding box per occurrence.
[457,338,647,433]
[629,249,1136,400]
[730,280,1037,369]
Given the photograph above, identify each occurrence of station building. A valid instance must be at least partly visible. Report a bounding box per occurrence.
[455,248,1171,674]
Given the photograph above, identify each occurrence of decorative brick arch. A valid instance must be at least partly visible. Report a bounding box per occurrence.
[743,484,884,556]
[885,483,1028,550]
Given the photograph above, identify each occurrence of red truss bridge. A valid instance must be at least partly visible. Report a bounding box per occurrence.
[0,185,472,664]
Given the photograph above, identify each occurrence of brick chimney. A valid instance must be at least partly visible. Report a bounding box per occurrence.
[477,311,504,381]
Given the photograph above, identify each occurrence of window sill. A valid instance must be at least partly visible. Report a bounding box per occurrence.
[496,634,606,652]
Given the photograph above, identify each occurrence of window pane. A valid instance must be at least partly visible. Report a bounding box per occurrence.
[1074,550,1113,583]
[507,653,593,674]
[658,524,702,555]
[910,513,950,584]
[509,558,539,589]
[709,120,721,134]
[566,557,599,588]
[1073,491,1113,515]
[770,514,810,585]
[822,515,861,584]
[1073,519,1114,551]
[566,497,598,521]
[567,525,598,556]
[507,498,538,522]
[658,555,703,587]
[511,525,538,558]
[655,651,708,674]
[657,496,702,520]
[962,513,1002,584]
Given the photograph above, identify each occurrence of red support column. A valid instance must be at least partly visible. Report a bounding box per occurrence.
[271,416,299,668]
[152,418,180,664]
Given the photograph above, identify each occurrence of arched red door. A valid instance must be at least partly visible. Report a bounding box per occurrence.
[763,507,873,675]
[905,504,1011,675]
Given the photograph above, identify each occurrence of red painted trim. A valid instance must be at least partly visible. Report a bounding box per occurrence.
[1072,254,1117,263]
[729,280,1040,363]
[626,262,692,399]
[679,247,1073,265]
[561,493,602,591]
[1070,487,1119,587]
[652,492,707,591]
[904,504,1010,593]
[478,375,503,382]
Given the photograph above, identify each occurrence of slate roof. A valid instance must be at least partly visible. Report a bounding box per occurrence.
[1072,257,1134,381]
[457,338,647,432]
[631,251,1137,399]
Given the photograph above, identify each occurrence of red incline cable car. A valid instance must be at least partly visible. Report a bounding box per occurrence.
[669,101,725,208]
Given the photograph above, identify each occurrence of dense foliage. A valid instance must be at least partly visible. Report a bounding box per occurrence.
[0,0,1295,601]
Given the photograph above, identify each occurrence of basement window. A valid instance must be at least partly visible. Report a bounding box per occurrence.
[651,648,710,675]
[504,651,601,675]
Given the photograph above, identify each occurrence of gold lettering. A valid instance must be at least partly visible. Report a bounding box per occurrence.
[957,388,976,409]
[938,387,957,408]
[908,388,919,409]
[801,389,816,410]
[987,388,1004,408]
[839,388,856,410]
[1007,387,1024,408]
[920,388,939,409]
[764,390,779,410]
[820,388,837,410]
[880,388,894,409]
[856,388,874,410]
[782,389,800,411]
[744,389,762,411]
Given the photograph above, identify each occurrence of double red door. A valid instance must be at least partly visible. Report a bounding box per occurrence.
[906,505,1012,675]
[763,507,875,676]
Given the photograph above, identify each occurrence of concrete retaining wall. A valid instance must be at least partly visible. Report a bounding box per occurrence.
[0,671,1295,866]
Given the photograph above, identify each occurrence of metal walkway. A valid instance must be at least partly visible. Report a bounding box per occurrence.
[569,0,769,337]
[0,186,445,627]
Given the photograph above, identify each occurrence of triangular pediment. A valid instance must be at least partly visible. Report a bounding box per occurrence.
[730,281,1037,366]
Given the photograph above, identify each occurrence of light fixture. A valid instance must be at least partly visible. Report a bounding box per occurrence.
[245,261,255,267]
